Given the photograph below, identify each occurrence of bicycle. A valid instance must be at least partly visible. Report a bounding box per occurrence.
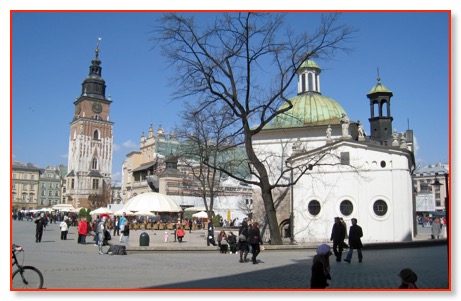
[12,244,44,289]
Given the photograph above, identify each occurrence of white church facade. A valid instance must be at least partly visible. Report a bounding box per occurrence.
[253,59,416,243]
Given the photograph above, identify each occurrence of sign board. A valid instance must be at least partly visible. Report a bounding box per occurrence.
[416,193,435,212]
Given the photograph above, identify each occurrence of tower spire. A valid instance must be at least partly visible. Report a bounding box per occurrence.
[95,37,102,59]
[80,38,106,100]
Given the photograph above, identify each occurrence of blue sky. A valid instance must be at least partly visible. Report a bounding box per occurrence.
[11,11,449,185]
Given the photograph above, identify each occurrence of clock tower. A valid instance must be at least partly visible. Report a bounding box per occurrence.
[66,41,114,209]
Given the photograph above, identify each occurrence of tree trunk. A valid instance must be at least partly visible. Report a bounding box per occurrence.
[260,184,283,245]
[243,127,283,245]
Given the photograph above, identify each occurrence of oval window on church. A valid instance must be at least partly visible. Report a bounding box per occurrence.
[339,200,353,216]
[373,199,388,216]
[308,200,321,216]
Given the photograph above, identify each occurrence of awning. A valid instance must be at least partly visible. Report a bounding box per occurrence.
[192,211,209,218]
[132,161,157,172]
[52,204,75,211]
[184,206,207,212]
[123,192,182,213]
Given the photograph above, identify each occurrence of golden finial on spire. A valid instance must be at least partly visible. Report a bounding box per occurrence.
[95,37,102,59]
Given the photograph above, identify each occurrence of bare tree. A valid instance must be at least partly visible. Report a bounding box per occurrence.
[88,180,111,209]
[154,12,355,244]
[176,102,240,219]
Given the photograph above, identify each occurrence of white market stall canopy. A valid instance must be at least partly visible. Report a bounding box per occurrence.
[123,192,182,213]
[114,208,135,216]
[184,206,207,212]
[132,209,155,216]
[39,208,54,212]
[89,207,114,215]
[52,204,75,211]
[192,211,209,218]
[71,207,85,213]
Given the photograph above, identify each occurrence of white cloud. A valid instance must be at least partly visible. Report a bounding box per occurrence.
[113,143,120,152]
[122,139,137,149]
[60,153,68,159]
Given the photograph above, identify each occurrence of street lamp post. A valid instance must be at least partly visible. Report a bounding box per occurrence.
[444,172,449,241]
[431,172,449,237]
[290,168,295,244]
[431,172,449,268]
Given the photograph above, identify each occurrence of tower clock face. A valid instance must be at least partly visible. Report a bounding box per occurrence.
[92,102,103,113]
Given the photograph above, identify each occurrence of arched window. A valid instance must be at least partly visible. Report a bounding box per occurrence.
[308,73,314,91]
[92,158,98,170]
[93,129,100,140]
[301,73,306,92]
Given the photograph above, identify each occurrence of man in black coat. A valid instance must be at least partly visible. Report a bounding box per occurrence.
[344,218,363,263]
[34,213,45,243]
[330,217,346,262]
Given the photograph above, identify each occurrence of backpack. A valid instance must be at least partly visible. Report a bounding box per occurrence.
[107,245,126,255]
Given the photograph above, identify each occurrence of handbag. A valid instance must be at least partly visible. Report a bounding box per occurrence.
[239,234,247,241]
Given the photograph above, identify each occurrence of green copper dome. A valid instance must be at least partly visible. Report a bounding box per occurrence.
[368,77,392,95]
[299,59,321,70]
[267,92,348,129]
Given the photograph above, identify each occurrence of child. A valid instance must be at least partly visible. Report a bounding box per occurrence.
[164,230,169,243]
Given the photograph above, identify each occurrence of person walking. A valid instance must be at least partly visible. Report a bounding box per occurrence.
[188,219,193,233]
[113,216,120,237]
[340,217,349,249]
[431,218,442,239]
[119,212,127,243]
[248,222,263,264]
[310,244,332,289]
[59,216,69,240]
[344,218,363,263]
[238,220,250,262]
[330,217,346,262]
[34,213,45,243]
[122,220,130,245]
[398,268,418,289]
[92,218,100,246]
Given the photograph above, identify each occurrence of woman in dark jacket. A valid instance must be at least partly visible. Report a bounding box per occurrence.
[310,244,332,289]
[238,220,249,262]
[227,231,237,254]
[248,222,263,264]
